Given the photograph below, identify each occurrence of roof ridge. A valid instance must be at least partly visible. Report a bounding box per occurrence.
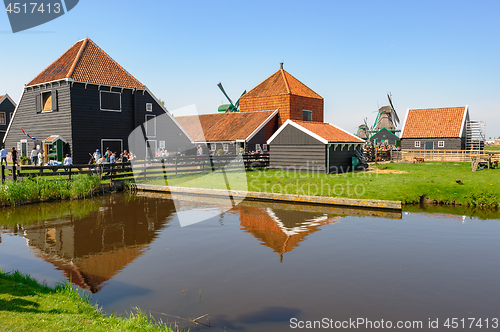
[280,69,291,94]
[67,37,88,79]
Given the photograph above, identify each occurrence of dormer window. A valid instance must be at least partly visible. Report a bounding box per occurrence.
[146,103,153,112]
[36,90,57,113]
[303,110,312,121]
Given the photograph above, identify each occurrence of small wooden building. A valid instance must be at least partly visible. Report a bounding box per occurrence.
[3,38,191,163]
[369,127,400,146]
[267,120,365,173]
[175,110,278,154]
[400,106,469,150]
[0,94,16,142]
[239,63,323,126]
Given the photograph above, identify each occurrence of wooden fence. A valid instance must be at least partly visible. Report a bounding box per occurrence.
[399,149,500,163]
[1,153,270,184]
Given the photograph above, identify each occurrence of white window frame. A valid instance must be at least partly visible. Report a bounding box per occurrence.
[263,144,268,152]
[303,110,312,121]
[0,112,5,125]
[414,141,421,148]
[210,143,217,151]
[101,139,123,157]
[100,90,122,112]
[159,141,165,149]
[145,114,156,137]
[223,144,229,152]
[255,144,262,153]
[146,103,153,112]
[438,141,445,148]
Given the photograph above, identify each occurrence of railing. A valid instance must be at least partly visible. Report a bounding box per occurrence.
[0,153,270,184]
[398,149,500,162]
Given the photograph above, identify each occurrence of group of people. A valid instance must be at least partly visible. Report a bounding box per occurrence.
[90,147,135,165]
[0,145,46,167]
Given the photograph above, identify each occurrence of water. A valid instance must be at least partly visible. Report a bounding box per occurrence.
[1,193,500,331]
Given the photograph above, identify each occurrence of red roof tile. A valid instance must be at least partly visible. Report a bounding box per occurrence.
[27,38,145,89]
[293,120,364,143]
[175,110,277,142]
[241,69,322,100]
[402,107,467,138]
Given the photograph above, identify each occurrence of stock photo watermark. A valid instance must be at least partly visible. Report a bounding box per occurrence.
[4,0,79,32]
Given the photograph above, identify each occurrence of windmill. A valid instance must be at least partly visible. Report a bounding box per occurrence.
[356,117,369,140]
[372,93,400,134]
[217,83,246,113]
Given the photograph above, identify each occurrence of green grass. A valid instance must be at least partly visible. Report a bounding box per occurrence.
[0,174,101,206]
[143,162,500,208]
[485,145,500,151]
[0,269,177,332]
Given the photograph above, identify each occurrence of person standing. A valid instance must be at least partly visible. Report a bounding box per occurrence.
[0,146,7,167]
[38,149,44,166]
[11,147,18,166]
[104,147,111,162]
[30,146,38,166]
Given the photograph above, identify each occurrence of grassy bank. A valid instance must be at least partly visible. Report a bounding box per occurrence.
[0,269,175,332]
[142,161,500,208]
[0,174,101,206]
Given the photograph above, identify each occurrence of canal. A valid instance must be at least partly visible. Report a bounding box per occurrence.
[1,193,499,331]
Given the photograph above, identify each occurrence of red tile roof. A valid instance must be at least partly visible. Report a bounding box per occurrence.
[402,107,467,138]
[241,68,322,100]
[175,110,277,142]
[27,38,145,89]
[293,120,365,143]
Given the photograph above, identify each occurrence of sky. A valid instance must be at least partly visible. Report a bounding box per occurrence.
[1,0,499,137]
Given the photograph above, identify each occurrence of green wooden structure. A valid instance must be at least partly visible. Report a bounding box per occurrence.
[44,135,67,162]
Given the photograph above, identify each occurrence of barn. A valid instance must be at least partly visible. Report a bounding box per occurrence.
[267,120,365,174]
[175,110,278,154]
[0,94,16,142]
[400,106,483,150]
[3,38,191,164]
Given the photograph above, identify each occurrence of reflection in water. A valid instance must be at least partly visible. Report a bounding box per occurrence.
[3,195,176,293]
[239,205,338,262]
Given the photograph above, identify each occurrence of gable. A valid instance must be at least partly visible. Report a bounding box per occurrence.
[27,38,145,89]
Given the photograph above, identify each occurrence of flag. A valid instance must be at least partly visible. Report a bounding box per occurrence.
[20,128,36,141]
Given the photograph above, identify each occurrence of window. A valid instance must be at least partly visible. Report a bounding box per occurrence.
[414,141,421,148]
[159,141,165,149]
[263,144,268,152]
[210,143,216,151]
[223,144,228,152]
[100,91,121,111]
[9,112,13,122]
[42,91,52,112]
[438,141,445,148]
[0,112,5,125]
[303,110,312,121]
[145,115,156,136]
[255,144,262,153]
[146,103,153,112]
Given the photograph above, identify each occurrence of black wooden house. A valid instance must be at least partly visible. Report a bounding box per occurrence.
[0,94,16,143]
[3,38,191,164]
[267,120,365,173]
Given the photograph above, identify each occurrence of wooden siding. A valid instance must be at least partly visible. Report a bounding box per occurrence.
[270,145,326,173]
[270,124,323,146]
[401,137,464,150]
[0,98,15,141]
[4,82,72,157]
[70,84,189,163]
[247,114,278,152]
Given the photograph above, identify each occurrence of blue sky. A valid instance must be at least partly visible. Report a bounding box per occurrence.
[1,0,499,137]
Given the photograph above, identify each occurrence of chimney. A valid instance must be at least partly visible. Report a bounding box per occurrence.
[280,62,283,70]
